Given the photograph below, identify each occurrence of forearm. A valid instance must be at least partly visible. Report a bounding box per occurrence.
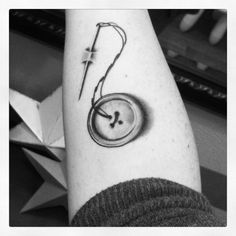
[63,10,201,222]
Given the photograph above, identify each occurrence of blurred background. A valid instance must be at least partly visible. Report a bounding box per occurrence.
[9,9,227,226]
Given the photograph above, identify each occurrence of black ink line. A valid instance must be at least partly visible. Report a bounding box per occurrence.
[110,111,123,128]
[90,22,127,119]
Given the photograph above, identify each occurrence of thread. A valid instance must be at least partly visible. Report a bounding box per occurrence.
[90,22,127,119]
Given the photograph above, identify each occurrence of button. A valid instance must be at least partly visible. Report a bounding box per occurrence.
[87,93,144,147]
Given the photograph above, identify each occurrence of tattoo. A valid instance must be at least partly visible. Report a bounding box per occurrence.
[110,111,123,128]
[78,25,101,100]
[87,93,144,147]
[81,22,144,147]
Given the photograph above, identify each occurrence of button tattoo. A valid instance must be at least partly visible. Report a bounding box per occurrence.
[80,22,144,147]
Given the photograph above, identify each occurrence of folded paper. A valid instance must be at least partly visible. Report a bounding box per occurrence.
[10,87,65,160]
[21,148,68,213]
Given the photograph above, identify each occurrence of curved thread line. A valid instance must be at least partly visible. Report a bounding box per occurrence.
[90,22,127,119]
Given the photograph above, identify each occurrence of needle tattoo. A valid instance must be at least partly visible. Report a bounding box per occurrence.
[79,22,127,121]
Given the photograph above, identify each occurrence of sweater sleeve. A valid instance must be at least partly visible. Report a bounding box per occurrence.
[70,178,224,226]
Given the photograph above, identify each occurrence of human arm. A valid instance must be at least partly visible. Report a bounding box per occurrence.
[63,10,201,223]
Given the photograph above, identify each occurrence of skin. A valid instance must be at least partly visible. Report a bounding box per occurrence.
[63,10,201,222]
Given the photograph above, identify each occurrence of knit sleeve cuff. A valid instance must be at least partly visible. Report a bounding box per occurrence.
[70,178,223,226]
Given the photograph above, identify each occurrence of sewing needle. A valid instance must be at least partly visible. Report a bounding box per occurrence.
[78,24,101,100]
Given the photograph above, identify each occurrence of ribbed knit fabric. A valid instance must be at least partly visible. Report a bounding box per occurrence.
[70,178,224,226]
